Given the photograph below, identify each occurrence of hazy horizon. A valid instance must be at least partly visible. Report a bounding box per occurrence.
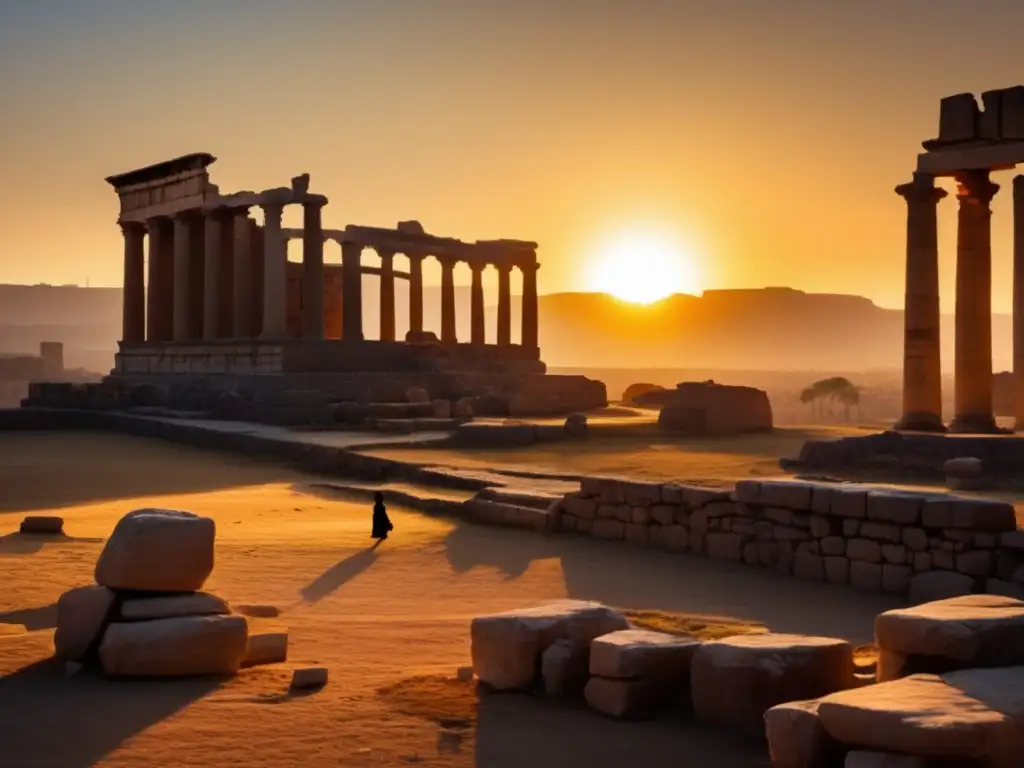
[5,1,1024,312]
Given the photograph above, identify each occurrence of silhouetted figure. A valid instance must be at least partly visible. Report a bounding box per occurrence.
[371,491,393,541]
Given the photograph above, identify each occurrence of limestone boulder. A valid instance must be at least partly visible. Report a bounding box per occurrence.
[589,628,699,683]
[874,595,1024,681]
[95,509,215,592]
[120,592,229,621]
[291,666,328,689]
[53,585,116,662]
[906,571,973,606]
[817,669,1024,765]
[242,632,289,667]
[541,638,589,698]
[470,601,629,690]
[691,633,854,735]
[584,676,666,719]
[99,614,248,677]
[764,699,841,768]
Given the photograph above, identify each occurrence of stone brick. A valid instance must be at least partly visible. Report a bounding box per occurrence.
[943,529,973,543]
[759,480,814,510]
[793,551,825,580]
[776,540,795,574]
[576,517,594,534]
[580,477,602,497]
[912,552,932,572]
[866,491,923,525]
[847,539,882,563]
[830,487,868,519]
[901,527,928,552]
[623,481,662,506]
[649,524,688,550]
[809,514,833,538]
[689,531,705,554]
[704,501,736,518]
[758,541,779,567]
[743,542,759,566]
[624,523,649,545]
[881,544,906,565]
[774,525,810,541]
[810,485,833,515]
[592,520,625,540]
[881,564,912,593]
[921,499,953,529]
[860,522,901,543]
[973,532,996,548]
[1000,530,1024,551]
[613,504,633,523]
[706,533,744,561]
[674,506,691,526]
[734,480,760,504]
[765,507,794,525]
[660,483,684,504]
[650,505,675,525]
[908,571,973,604]
[842,519,861,537]
[754,520,775,541]
[631,506,650,525]
[564,495,597,519]
[689,509,710,534]
[596,504,617,520]
[791,512,811,529]
[732,520,757,536]
[824,556,849,584]
[955,550,993,577]
[952,498,1014,531]
[684,486,732,508]
[932,550,955,570]
[850,561,882,591]
[821,536,846,556]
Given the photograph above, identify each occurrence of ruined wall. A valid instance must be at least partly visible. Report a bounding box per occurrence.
[658,381,773,435]
[556,478,1023,597]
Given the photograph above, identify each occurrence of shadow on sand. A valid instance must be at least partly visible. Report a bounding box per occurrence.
[442,522,901,643]
[0,659,222,768]
[0,603,57,632]
[0,532,104,557]
[300,541,382,603]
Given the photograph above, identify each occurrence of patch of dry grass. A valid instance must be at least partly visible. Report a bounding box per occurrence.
[623,609,768,641]
[853,643,878,672]
[377,674,479,728]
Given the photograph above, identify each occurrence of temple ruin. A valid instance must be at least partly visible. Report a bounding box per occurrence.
[99,153,604,416]
[898,86,1024,433]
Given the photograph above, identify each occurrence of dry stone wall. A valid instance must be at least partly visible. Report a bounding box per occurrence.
[556,478,1023,598]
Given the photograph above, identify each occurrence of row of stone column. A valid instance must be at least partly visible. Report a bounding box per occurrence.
[896,169,1023,433]
[356,248,538,348]
[122,209,540,349]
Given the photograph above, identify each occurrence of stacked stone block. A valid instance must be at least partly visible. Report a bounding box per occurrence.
[556,478,1020,597]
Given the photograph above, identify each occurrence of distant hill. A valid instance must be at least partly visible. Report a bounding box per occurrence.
[0,283,1011,373]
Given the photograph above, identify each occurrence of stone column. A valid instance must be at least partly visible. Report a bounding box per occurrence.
[341,241,364,340]
[379,249,396,341]
[440,257,457,343]
[497,264,511,345]
[408,252,424,334]
[470,263,485,344]
[951,170,1000,434]
[260,200,288,339]
[301,198,326,339]
[120,221,146,343]
[202,211,226,340]
[232,212,253,337]
[1015,176,1024,431]
[146,217,173,342]
[520,257,539,351]
[895,174,947,431]
[171,214,193,342]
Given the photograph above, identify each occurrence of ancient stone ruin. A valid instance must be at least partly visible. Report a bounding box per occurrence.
[23,153,606,422]
[469,596,1024,766]
[656,380,773,436]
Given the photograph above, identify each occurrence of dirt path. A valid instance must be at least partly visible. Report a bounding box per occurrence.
[0,432,898,767]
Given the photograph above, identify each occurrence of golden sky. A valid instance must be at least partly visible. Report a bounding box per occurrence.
[2,0,1024,310]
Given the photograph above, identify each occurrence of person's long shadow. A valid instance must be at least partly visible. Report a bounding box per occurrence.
[0,602,57,632]
[299,541,382,604]
[0,659,222,768]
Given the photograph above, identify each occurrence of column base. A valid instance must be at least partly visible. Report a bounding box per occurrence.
[948,414,1000,434]
[894,412,946,432]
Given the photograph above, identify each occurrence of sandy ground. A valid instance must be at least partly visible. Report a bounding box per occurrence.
[0,432,902,768]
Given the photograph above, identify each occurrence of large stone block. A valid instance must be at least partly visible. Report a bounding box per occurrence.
[589,629,699,681]
[95,509,215,592]
[99,615,248,677]
[844,752,927,768]
[690,633,854,736]
[758,480,813,510]
[120,592,229,621]
[648,524,688,550]
[922,498,1015,532]
[866,491,922,525]
[937,92,979,143]
[592,520,625,540]
[830,487,868,519]
[847,539,882,563]
[817,670,1023,765]
[907,571,973,606]
[470,601,629,690]
[875,595,1024,681]
[54,585,116,662]
[764,699,841,768]
[541,638,589,698]
[584,675,666,719]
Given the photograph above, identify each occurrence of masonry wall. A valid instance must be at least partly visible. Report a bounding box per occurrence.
[556,478,1024,596]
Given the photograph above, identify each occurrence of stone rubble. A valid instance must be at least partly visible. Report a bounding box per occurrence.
[19,515,64,534]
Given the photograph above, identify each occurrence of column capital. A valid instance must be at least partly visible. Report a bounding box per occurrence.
[955,170,1000,206]
[517,260,540,272]
[468,261,486,274]
[377,248,396,261]
[300,193,328,208]
[895,173,947,204]
[118,220,146,235]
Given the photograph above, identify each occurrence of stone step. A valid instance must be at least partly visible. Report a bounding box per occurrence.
[462,498,556,532]
[476,486,561,510]
[366,417,465,433]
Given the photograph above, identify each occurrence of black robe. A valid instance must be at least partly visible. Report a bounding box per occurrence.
[371,502,393,539]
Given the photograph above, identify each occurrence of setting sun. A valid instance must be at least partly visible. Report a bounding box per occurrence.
[587,230,703,304]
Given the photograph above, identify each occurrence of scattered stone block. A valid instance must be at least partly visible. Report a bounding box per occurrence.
[690,633,854,736]
[584,675,665,719]
[589,629,698,682]
[456,666,474,682]
[242,632,288,667]
[874,595,1024,681]
[470,601,629,690]
[120,592,229,621]
[100,614,248,677]
[95,509,215,593]
[563,412,588,438]
[817,670,1021,764]
[54,585,116,662]
[541,638,589,698]
[764,699,841,768]
[20,516,64,535]
[291,666,328,689]
[937,92,979,143]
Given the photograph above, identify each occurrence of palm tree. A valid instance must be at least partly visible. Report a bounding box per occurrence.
[799,377,862,423]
